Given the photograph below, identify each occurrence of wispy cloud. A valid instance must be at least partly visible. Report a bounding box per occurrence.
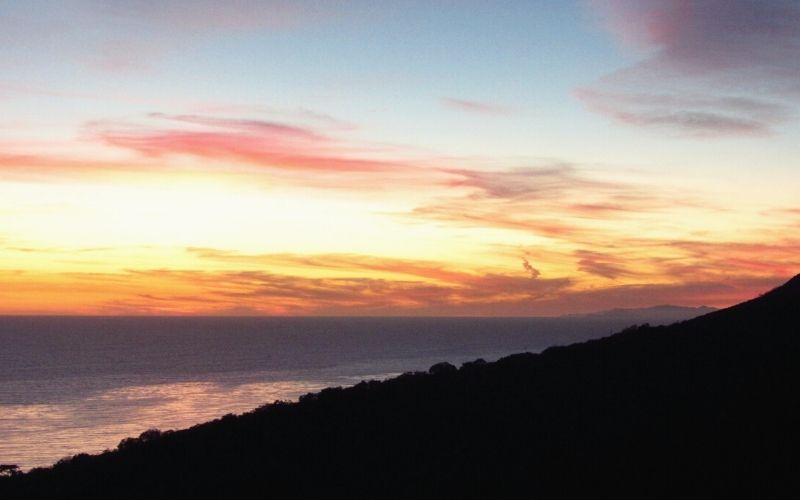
[186,247,479,284]
[575,250,632,280]
[441,97,514,115]
[149,113,330,141]
[575,89,792,137]
[441,164,613,199]
[581,0,800,136]
[94,113,419,173]
[568,236,800,289]
[2,262,791,316]
[411,162,691,239]
[46,267,573,316]
[664,239,800,278]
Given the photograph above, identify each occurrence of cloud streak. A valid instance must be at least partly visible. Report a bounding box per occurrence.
[74,267,573,316]
[186,247,479,284]
[575,89,791,136]
[94,113,421,173]
[441,97,514,115]
[411,162,694,239]
[2,263,790,316]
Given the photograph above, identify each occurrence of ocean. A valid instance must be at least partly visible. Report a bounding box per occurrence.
[0,315,648,470]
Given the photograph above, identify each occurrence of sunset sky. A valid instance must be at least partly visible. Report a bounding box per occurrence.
[1,0,798,315]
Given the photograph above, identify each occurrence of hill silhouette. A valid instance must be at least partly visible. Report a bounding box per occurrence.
[2,275,799,499]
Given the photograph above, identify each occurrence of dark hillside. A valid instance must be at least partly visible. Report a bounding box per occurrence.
[2,275,799,499]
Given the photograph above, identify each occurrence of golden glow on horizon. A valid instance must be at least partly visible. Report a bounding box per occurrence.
[2,160,798,316]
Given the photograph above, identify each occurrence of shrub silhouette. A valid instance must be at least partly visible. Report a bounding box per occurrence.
[117,429,163,451]
[428,361,457,375]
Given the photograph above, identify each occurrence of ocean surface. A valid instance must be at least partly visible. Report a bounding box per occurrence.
[0,315,667,470]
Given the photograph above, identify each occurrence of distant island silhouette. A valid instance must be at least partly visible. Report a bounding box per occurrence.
[2,275,799,499]
[565,304,717,323]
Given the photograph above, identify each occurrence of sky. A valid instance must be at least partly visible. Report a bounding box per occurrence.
[1,0,799,315]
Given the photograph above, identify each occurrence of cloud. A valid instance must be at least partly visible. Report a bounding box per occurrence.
[581,0,800,136]
[0,152,153,182]
[149,113,330,141]
[575,89,791,136]
[186,104,358,131]
[441,97,514,115]
[94,113,419,173]
[566,236,800,288]
[413,201,583,238]
[105,268,573,316]
[442,164,614,200]
[527,275,786,314]
[0,108,443,190]
[410,163,689,239]
[186,247,479,284]
[664,239,800,278]
[522,258,540,279]
[575,250,631,280]
[4,233,798,315]
[3,262,791,316]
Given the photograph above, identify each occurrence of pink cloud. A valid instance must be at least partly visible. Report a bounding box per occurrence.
[95,114,416,173]
[594,0,800,75]
[581,0,800,136]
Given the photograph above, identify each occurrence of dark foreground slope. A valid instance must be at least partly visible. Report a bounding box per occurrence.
[2,276,800,499]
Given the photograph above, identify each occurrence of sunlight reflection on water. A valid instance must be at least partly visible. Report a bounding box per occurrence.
[0,372,396,470]
[0,315,627,471]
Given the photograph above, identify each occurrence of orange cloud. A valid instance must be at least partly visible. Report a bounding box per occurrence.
[575,250,633,280]
[99,267,573,316]
[410,164,693,240]
[185,248,475,284]
[2,263,790,317]
[5,235,797,316]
